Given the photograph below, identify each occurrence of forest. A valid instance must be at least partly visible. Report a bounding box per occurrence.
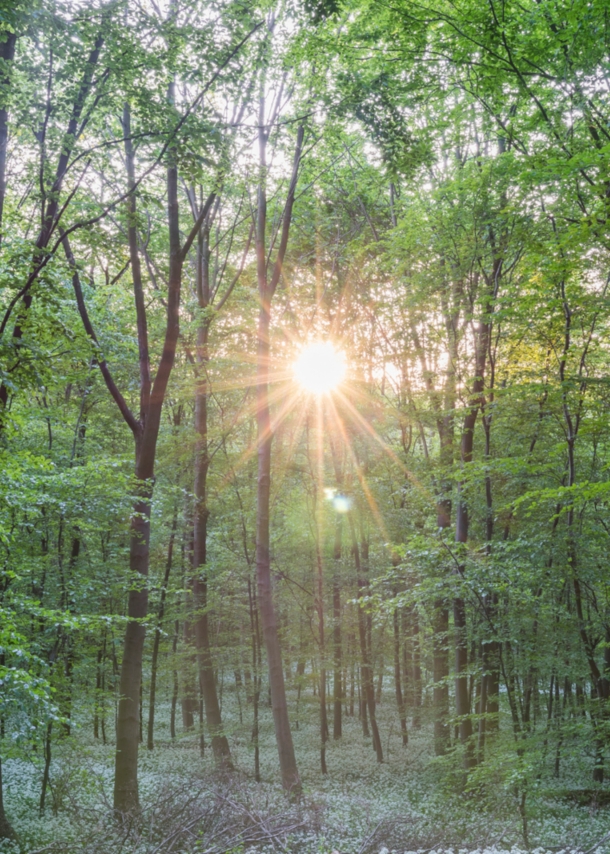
[1,0,610,851]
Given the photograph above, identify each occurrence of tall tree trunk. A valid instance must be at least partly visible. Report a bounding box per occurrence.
[147,510,178,750]
[411,605,422,728]
[39,722,53,814]
[192,233,232,764]
[432,600,450,755]
[94,628,107,744]
[170,620,179,740]
[255,297,299,790]
[412,280,458,758]
[558,279,610,782]
[112,90,196,811]
[113,450,154,810]
[332,513,343,739]
[393,598,408,747]
[453,271,496,773]
[311,412,329,772]
[479,350,501,756]
[328,425,344,740]
[253,85,303,791]
[454,404,479,771]
[350,519,383,762]
[0,31,17,247]
[248,576,261,782]
[433,490,451,757]
[181,616,198,730]
[453,593,474,768]
[315,536,328,773]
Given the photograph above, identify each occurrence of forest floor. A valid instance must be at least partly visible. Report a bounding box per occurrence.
[2,684,610,854]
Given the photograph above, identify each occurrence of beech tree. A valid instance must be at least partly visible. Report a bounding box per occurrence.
[253,17,304,791]
[2,1,610,849]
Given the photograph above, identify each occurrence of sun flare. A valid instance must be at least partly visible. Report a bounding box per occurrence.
[293,341,346,395]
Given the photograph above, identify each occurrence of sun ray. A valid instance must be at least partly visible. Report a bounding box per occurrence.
[269,400,311,509]
[210,331,434,552]
[335,389,435,508]
[216,384,303,489]
[326,396,389,540]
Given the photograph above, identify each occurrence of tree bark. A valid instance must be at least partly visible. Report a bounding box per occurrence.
[411,605,422,728]
[350,519,383,762]
[315,535,328,773]
[247,576,262,782]
[453,269,497,772]
[255,296,300,790]
[147,511,178,750]
[253,86,303,791]
[0,31,17,247]
[170,620,179,740]
[112,91,195,811]
[332,513,343,739]
[192,220,232,765]
[393,599,408,746]
[432,600,450,755]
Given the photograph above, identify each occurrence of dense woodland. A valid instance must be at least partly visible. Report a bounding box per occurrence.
[1,0,610,851]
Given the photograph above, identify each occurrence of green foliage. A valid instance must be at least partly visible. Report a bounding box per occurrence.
[1,0,610,848]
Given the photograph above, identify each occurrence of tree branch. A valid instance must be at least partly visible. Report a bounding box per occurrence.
[62,233,140,437]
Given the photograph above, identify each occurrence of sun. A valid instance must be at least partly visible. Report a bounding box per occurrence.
[293,341,346,395]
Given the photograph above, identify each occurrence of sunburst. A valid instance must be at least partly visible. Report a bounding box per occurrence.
[292,341,346,396]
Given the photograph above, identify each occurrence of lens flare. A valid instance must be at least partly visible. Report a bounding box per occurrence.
[293,341,346,395]
[323,488,352,514]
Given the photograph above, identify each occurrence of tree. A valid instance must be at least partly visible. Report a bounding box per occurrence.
[253,19,304,789]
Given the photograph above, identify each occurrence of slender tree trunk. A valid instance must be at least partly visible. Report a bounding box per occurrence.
[558,279,609,782]
[255,298,299,790]
[248,577,261,782]
[310,413,329,773]
[60,531,80,737]
[0,31,17,245]
[39,722,53,814]
[359,667,369,736]
[192,220,232,765]
[94,648,101,740]
[433,598,450,755]
[315,536,328,774]
[411,606,422,728]
[147,511,178,750]
[253,95,303,791]
[328,427,344,740]
[453,277,495,772]
[181,537,198,731]
[433,494,452,756]
[170,620,179,740]
[198,695,205,758]
[453,590,474,769]
[332,514,343,739]
[393,600,408,746]
[412,307,456,758]
[350,520,382,761]
[94,635,106,741]
[375,662,383,706]
[479,378,500,754]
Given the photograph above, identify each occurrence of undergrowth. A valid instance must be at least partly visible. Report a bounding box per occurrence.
[2,683,610,854]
